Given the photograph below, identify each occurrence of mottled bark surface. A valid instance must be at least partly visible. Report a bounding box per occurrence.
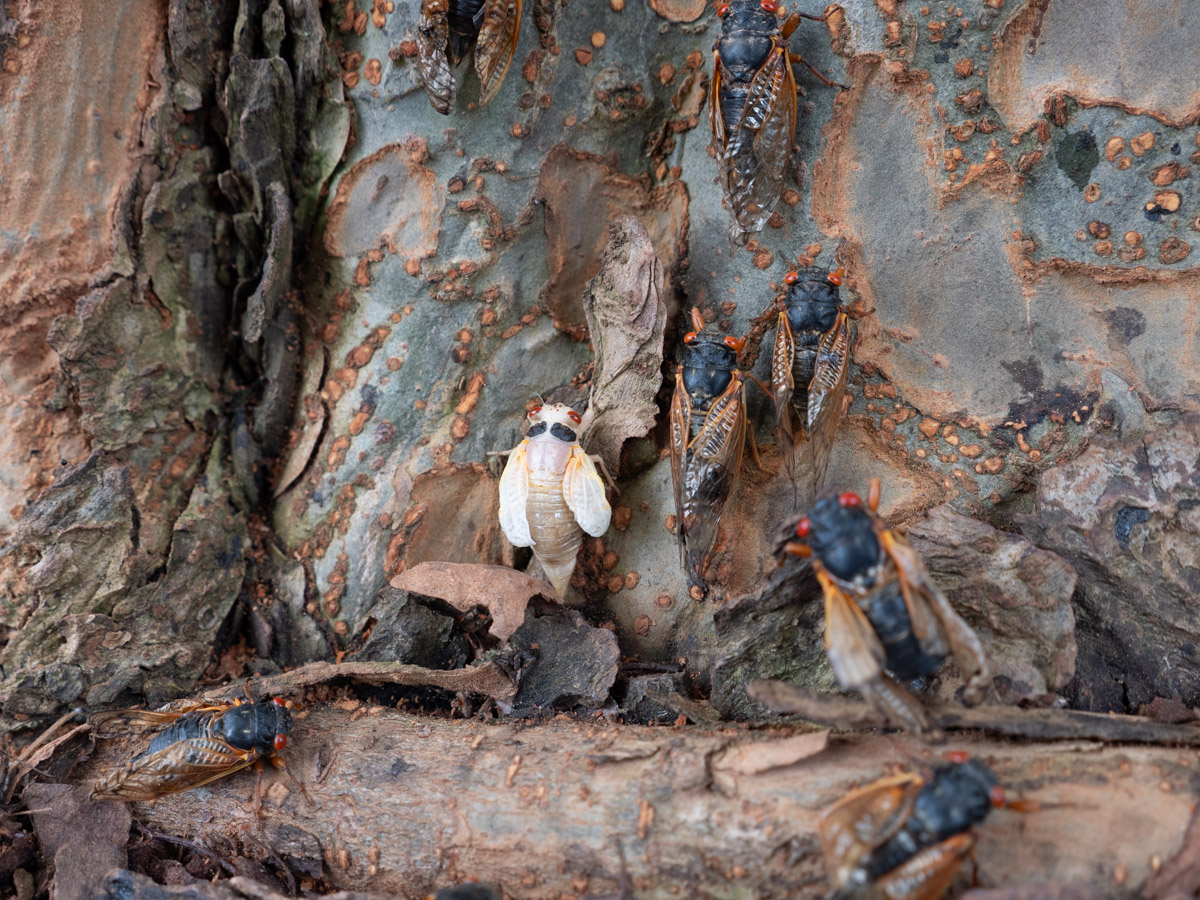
[2,0,1200,896]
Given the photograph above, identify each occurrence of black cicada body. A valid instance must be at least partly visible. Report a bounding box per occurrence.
[90,697,293,802]
[416,0,522,115]
[771,265,850,493]
[709,0,842,242]
[777,479,991,736]
[818,757,1005,900]
[669,308,753,585]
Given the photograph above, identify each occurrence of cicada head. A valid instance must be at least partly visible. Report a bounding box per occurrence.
[779,490,882,583]
[782,266,843,335]
[681,330,741,406]
[526,403,583,444]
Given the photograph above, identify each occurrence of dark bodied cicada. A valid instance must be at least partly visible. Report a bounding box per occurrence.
[90,696,294,804]
[669,308,760,587]
[819,755,1028,899]
[709,0,844,242]
[777,478,991,736]
[416,0,522,114]
[771,265,850,494]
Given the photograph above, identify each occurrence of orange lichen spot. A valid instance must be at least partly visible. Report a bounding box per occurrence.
[1087,221,1111,239]
[1160,237,1191,264]
[575,47,594,65]
[953,57,974,78]
[1123,231,1143,248]
[1094,240,1113,257]
[685,49,704,69]
[1149,191,1182,213]
[1104,136,1124,161]
[365,58,382,85]
[1130,132,1155,156]
[591,31,606,48]
[1084,182,1101,203]
[1151,162,1189,186]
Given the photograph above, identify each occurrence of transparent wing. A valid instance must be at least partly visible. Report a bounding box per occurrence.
[818,772,924,884]
[883,529,992,705]
[91,737,255,802]
[771,310,797,482]
[807,312,850,494]
[820,570,887,690]
[497,441,532,546]
[668,369,692,568]
[88,704,230,737]
[475,0,521,105]
[678,376,747,578]
[416,0,455,114]
[874,832,975,900]
[563,448,612,537]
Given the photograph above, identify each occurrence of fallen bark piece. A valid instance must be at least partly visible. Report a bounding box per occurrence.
[509,611,619,710]
[748,679,1200,745]
[580,216,668,476]
[26,783,130,900]
[391,562,557,641]
[101,870,395,899]
[202,659,517,703]
[80,709,1195,898]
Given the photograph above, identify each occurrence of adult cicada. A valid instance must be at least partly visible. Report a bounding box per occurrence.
[819,755,1017,899]
[669,308,759,586]
[777,478,991,736]
[498,403,613,598]
[415,0,522,114]
[709,0,843,242]
[771,265,850,493]
[90,696,293,803]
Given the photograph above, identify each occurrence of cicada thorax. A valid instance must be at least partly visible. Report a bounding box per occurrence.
[681,335,740,433]
[714,2,781,137]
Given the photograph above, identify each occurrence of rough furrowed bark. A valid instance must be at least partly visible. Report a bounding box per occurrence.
[81,709,1198,899]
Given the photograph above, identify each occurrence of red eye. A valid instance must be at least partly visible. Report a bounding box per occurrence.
[684,331,696,343]
[717,2,729,15]
[794,517,811,538]
[838,491,860,507]
[946,749,970,764]
[723,336,738,348]
[760,0,778,11]
[990,786,1007,808]
[784,271,799,285]
[272,697,286,707]
[274,734,287,751]
[568,410,582,424]
[529,405,542,416]
[828,268,844,286]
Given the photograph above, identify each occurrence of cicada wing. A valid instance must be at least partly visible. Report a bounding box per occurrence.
[668,369,692,568]
[875,832,975,900]
[416,0,455,114]
[475,0,521,105]
[708,51,726,150]
[718,41,797,239]
[807,312,850,494]
[91,736,255,802]
[89,709,186,737]
[818,772,924,885]
[771,310,797,482]
[882,529,992,706]
[679,376,747,578]
[819,570,886,690]
[563,448,612,538]
[497,441,533,547]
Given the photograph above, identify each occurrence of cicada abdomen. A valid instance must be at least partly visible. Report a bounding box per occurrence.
[498,404,612,597]
[771,266,850,493]
[416,0,522,114]
[709,0,844,243]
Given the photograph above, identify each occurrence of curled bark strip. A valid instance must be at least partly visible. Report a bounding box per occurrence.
[202,660,517,704]
[748,679,1200,746]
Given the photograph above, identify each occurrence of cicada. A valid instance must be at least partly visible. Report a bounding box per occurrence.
[709,0,843,242]
[819,756,1008,899]
[771,265,850,493]
[89,697,293,802]
[777,478,991,735]
[669,308,759,586]
[416,0,522,115]
[498,404,613,598]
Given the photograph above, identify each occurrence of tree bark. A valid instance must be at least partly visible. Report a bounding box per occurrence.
[81,709,1195,899]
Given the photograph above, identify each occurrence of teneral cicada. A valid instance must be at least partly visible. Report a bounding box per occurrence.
[771,265,850,493]
[415,0,522,114]
[498,404,613,598]
[777,478,991,736]
[709,0,844,242]
[669,308,759,587]
[819,756,1015,899]
[89,697,293,802]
